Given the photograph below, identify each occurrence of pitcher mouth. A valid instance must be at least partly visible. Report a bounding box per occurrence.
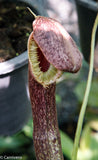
[36,45,50,73]
[28,35,62,88]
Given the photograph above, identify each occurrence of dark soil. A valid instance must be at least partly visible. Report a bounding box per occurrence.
[0,1,34,62]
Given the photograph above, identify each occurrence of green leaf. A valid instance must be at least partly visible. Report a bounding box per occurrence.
[78,121,98,160]
[60,130,73,159]
[75,79,98,107]
[22,118,33,138]
[56,94,61,103]
[26,32,30,37]
[80,124,91,150]
[16,53,19,56]
[0,119,33,154]
[0,134,28,153]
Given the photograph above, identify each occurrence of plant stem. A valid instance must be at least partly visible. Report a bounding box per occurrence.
[72,13,98,160]
[29,65,64,160]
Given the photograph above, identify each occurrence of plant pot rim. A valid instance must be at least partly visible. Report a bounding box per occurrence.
[75,0,98,12]
[0,51,28,75]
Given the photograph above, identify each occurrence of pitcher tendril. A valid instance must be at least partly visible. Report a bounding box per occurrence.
[72,13,98,160]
